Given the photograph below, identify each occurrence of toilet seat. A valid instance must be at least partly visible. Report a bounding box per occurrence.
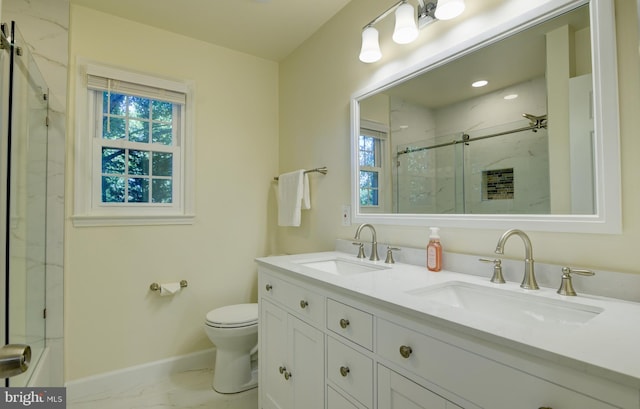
[206,303,258,328]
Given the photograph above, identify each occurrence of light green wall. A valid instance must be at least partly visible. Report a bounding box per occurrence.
[66,5,279,381]
[278,0,640,274]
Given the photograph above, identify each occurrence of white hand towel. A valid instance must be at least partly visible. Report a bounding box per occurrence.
[278,170,311,227]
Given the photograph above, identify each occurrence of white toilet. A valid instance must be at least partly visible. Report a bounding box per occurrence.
[204,303,259,394]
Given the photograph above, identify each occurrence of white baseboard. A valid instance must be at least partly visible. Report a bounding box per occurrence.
[65,348,215,401]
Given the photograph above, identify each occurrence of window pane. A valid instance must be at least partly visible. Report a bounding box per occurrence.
[359,135,378,166]
[129,119,149,143]
[359,170,379,206]
[128,178,149,203]
[103,92,127,115]
[152,100,173,121]
[152,123,173,145]
[128,96,149,119]
[152,179,172,203]
[360,151,375,166]
[360,170,378,188]
[129,150,149,175]
[102,148,125,174]
[152,152,172,176]
[102,176,125,202]
[103,117,126,140]
[359,188,379,206]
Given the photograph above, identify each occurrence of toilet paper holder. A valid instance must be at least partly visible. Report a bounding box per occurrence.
[150,280,188,292]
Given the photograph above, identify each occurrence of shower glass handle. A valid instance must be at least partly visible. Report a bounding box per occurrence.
[0,344,31,378]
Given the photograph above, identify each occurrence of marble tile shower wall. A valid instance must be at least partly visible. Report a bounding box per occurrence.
[4,0,69,386]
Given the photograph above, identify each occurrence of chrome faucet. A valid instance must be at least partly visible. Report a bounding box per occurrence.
[354,223,379,261]
[494,229,539,290]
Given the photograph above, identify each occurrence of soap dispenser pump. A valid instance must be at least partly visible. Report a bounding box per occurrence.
[427,227,442,272]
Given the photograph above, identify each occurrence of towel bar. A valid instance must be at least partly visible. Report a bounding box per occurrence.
[274,167,327,181]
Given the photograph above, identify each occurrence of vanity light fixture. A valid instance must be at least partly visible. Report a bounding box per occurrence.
[392,2,419,44]
[434,0,466,20]
[359,0,465,63]
[359,26,383,63]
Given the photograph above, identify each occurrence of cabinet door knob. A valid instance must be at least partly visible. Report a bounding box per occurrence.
[399,345,413,358]
[339,318,350,328]
[279,366,292,380]
[265,284,272,291]
[300,300,309,309]
[339,366,350,377]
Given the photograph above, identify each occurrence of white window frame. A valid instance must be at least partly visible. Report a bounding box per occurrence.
[73,59,195,226]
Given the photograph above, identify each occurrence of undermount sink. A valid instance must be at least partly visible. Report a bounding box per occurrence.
[294,257,389,276]
[406,281,603,326]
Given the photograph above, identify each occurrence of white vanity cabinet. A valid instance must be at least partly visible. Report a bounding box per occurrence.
[258,264,639,409]
[260,272,324,409]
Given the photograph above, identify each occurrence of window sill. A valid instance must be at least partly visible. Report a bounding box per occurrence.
[72,213,195,227]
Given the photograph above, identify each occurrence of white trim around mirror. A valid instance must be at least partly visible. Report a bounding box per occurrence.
[350,0,621,234]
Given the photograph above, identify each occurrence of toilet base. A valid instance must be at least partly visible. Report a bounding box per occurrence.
[212,352,258,394]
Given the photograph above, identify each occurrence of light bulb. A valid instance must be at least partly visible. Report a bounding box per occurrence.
[359,26,382,63]
[392,2,418,44]
[434,0,465,20]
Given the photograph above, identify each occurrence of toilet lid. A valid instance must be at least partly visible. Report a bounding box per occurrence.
[206,303,258,328]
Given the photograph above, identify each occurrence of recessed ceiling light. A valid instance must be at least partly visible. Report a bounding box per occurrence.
[503,94,519,100]
[472,80,488,88]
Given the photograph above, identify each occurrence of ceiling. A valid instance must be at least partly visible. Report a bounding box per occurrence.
[385,4,590,109]
[70,0,352,61]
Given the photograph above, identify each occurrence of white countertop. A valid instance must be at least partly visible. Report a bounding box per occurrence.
[256,251,640,389]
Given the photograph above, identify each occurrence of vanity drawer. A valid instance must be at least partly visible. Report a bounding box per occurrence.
[260,271,324,326]
[328,386,364,409]
[327,336,373,408]
[376,318,620,409]
[327,298,373,350]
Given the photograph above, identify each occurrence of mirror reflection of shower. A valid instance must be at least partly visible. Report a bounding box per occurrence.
[394,114,551,215]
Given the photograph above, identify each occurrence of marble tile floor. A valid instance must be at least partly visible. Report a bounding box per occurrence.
[67,368,258,409]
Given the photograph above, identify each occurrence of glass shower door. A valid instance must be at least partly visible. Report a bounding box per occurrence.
[4,22,48,387]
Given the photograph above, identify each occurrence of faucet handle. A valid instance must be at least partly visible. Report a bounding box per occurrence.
[385,247,400,264]
[557,267,595,296]
[352,242,366,259]
[479,258,505,284]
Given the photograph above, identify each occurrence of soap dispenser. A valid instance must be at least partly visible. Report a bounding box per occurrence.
[427,227,442,272]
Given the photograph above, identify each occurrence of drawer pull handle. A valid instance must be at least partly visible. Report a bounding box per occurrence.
[399,345,412,358]
[265,284,272,291]
[339,366,350,377]
[300,300,309,309]
[339,318,350,328]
